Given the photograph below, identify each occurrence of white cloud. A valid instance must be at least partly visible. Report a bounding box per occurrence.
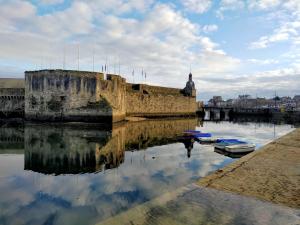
[0,0,239,90]
[248,0,282,10]
[216,0,245,19]
[203,24,218,33]
[249,0,300,49]
[248,58,279,65]
[182,0,212,14]
[39,0,64,5]
[249,32,290,49]
[199,66,300,100]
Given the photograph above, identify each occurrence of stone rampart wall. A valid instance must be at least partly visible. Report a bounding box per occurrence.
[1,70,197,121]
[0,88,25,117]
[126,84,196,117]
[25,70,126,122]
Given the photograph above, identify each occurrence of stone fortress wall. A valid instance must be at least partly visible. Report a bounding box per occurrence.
[25,70,126,122]
[1,70,196,122]
[0,79,25,117]
[126,83,196,117]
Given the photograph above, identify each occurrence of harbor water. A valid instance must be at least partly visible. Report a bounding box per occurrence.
[0,118,294,225]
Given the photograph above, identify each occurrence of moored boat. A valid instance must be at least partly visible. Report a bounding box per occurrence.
[225,144,255,153]
[214,139,247,150]
[198,137,218,144]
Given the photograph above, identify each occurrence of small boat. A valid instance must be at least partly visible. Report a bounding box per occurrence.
[198,137,218,144]
[193,133,212,138]
[225,144,255,153]
[214,139,247,150]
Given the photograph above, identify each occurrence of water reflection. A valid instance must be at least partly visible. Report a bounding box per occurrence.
[0,118,295,225]
[24,125,125,175]
[2,118,198,175]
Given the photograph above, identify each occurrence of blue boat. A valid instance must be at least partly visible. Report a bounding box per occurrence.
[216,139,245,143]
[193,133,212,138]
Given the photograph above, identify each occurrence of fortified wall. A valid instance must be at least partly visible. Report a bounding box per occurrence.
[0,88,25,117]
[126,84,196,117]
[25,70,126,122]
[1,69,196,122]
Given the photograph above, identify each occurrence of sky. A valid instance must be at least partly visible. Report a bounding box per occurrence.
[0,0,299,101]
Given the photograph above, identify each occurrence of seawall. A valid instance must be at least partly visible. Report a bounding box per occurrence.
[25,70,126,123]
[0,88,25,117]
[126,83,196,117]
[0,70,197,122]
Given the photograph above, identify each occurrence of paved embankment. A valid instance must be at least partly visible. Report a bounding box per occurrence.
[198,128,300,208]
[97,128,300,225]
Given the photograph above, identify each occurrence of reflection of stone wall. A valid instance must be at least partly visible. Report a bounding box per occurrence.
[0,117,198,174]
[0,126,24,153]
[126,84,197,117]
[96,125,125,171]
[24,125,125,175]
[124,118,197,150]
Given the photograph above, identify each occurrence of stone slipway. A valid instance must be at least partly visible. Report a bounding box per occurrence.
[97,128,300,225]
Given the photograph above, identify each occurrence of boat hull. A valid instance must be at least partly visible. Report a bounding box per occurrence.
[225,144,255,153]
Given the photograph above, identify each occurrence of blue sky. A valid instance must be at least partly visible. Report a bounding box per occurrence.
[0,0,299,101]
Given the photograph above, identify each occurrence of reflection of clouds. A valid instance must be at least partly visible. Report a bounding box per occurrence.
[0,155,24,178]
[198,121,294,148]
[0,121,294,225]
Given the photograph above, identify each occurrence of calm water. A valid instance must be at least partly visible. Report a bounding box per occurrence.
[0,118,294,225]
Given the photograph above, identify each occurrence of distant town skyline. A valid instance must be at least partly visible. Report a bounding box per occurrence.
[0,0,299,101]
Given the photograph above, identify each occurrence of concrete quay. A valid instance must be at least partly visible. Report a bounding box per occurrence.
[97,128,300,225]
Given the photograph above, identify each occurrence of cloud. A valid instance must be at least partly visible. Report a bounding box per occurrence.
[248,58,279,65]
[182,0,212,14]
[39,0,65,5]
[248,0,282,10]
[198,66,300,100]
[249,0,300,49]
[216,0,245,19]
[0,0,239,92]
[203,24,218,33]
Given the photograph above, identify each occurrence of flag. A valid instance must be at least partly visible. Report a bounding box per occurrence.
[105,64,107,72]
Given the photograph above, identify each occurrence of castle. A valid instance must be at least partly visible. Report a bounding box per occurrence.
[1,69,197,122]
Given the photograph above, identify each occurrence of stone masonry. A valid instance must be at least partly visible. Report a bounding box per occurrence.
[1,69,196,122]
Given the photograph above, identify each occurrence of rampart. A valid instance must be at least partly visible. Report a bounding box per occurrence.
[1,69,196,122]
[126,83,196,117]
[0,88,25,117]
[25,70,126,122]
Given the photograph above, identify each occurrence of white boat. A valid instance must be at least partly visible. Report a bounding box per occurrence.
[225,144,255,153]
